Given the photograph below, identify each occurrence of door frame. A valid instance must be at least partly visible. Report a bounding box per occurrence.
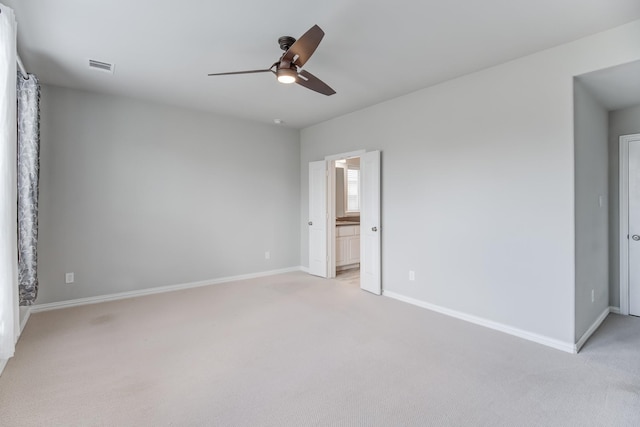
[619,133,640,315]
[325,150,366,279]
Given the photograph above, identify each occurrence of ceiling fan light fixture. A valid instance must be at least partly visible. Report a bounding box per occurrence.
[276,68,297,84]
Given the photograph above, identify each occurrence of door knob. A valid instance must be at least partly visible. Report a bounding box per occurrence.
[308,221,313,226]
[371,226,378,232]
[633,235,640,241]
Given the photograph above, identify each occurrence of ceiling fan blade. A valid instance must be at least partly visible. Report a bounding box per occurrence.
[296,70,335,96]
[208,68,273,76]
[282,25,324,68]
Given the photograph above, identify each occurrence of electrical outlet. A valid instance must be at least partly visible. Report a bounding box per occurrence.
[265,251,270,260]
[409,270,415,281]
[591,289,595,303]
[65,272,75,284]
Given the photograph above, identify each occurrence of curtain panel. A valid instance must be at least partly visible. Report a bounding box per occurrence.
[17,73,40,305]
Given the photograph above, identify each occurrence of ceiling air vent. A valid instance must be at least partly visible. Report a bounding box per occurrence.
[88,59,114,74]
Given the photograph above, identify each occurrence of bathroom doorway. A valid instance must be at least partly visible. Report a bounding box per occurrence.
[308,149,381,294]
[333,156,361,284]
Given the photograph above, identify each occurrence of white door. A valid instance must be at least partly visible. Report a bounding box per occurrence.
[308,160,328,277]
[360,151,381,294]
[629,140,640,316]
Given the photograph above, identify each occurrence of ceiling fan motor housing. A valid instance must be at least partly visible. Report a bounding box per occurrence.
[278,36,297,51]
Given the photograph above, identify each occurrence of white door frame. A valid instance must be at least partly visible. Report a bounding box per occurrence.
[325,150,366,279]
[619,133,640,315]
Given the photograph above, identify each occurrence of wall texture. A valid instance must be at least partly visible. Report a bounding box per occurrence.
[37,85,300,304]
[573,80,609,340]
[608,104,640,307]
[300,20,640,346]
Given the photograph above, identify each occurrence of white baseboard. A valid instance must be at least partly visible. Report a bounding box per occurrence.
[300,266,309,273]
[383,290,576,354]
[31,266,304,313]
[609,306,621,314]
[574,307,611,353]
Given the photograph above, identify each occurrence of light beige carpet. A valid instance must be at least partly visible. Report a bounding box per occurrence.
[1,271,639,426]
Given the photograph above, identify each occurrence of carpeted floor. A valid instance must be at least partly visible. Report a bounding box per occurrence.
[1,271,639,426]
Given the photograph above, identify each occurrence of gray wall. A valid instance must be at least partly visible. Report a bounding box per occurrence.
[301,21,640,345]
[608,104,640,307]
[37,85,300,304]
[573,80,609,340]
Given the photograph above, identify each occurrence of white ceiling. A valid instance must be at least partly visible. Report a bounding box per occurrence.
[577,60,640,111]
[6,0,640,128]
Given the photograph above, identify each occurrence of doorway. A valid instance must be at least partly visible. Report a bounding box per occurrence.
[619,133,640,316]
[307,150,381,295]
[333,156,361,283]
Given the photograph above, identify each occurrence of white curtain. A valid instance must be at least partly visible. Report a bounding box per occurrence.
[0,3,19,360]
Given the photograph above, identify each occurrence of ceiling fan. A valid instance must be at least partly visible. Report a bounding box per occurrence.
[208,25,336,96]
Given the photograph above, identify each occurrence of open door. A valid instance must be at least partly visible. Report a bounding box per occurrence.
[628,137,640,315]
[308,160,328,277]
[620,134,640,316]
[360,151,381,294]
